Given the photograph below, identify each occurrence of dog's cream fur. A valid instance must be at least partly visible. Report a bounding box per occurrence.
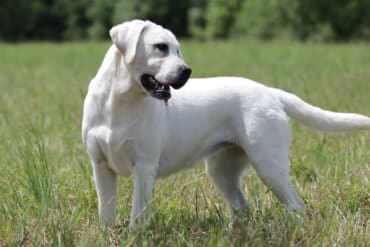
[82,20,370,227]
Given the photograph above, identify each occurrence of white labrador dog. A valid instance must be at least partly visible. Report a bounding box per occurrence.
[82,20,370,227]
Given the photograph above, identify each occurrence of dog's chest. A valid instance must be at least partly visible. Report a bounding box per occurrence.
[108,141,136,176]
[96,127,135,176]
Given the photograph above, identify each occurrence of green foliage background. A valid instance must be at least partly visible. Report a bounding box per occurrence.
[1,0,370,41]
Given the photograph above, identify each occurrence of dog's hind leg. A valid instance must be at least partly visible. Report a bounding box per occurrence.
[205,145,251,215]
[241,111,305,213]
[250,152,305,212]
[244,135,305,212]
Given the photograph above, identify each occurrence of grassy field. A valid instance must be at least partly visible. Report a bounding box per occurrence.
[0,41,369,246]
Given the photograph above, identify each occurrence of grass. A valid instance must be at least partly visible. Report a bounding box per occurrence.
[0,41,369,246]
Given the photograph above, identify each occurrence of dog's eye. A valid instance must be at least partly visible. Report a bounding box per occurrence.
[154,43,168,53]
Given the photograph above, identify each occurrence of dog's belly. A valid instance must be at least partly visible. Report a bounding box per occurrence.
[157,148,203,177]
[156,124,238,177]
[157,142,235,178]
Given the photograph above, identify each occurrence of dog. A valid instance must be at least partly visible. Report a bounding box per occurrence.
[82,19,370,227]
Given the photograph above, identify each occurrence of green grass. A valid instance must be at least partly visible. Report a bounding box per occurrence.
[0,41,369,246]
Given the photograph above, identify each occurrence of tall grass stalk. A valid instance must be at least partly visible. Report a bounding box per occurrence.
[19,128,54,214]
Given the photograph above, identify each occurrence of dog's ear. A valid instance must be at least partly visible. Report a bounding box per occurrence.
[110,20,148,64]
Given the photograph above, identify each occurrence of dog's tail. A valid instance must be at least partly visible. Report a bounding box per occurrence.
[276,89,370,132]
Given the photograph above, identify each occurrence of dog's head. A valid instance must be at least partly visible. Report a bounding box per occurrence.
[110,20,191,101]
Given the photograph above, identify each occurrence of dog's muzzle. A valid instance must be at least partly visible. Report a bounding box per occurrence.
[140,67,192,101]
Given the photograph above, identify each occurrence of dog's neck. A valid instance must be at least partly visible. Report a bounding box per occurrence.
[91,45,158,126]
[91,45,145,98]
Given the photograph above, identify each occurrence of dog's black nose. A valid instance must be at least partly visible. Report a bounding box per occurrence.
[181,67,192,80]
[171,66,192,89]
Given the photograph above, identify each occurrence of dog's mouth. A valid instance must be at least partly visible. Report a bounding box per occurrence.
[140,74,172,101]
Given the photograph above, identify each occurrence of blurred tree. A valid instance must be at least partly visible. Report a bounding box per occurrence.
[137,0,191,37]
[294,0,370,41]
[113,0,140,24]
[0,0,64,41]
[205,0,242,39]
[0,0,369,41]
[87,0,115,40]
[54,0,92,40]
[0,0,34,41]
[94,0,191,39]
[231,0,295,40]
[188,0,208,40]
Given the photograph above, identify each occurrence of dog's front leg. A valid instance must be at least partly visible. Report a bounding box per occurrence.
[87,135,118,226]
[92,161,118,226]
[130,164,156,227]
